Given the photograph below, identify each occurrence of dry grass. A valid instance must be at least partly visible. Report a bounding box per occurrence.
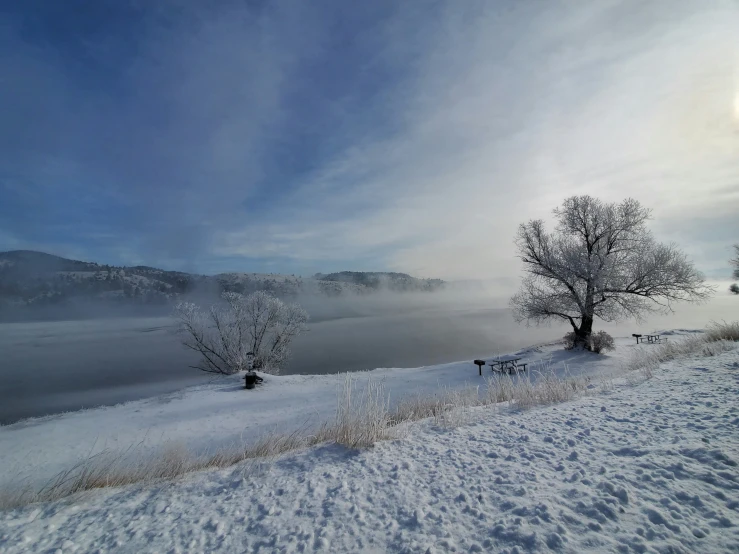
[484,362,590,411]
[388,384,481,429]
[385,360,592,430]
[624,321,739,377]
[1,441,188,510]
[312,376,393,448]
[2,367,591,510]
[388,390,449,424]
[0,429,309,511]
[705,320,739,342]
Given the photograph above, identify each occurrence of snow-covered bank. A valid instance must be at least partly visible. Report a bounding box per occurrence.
[0,335,640,491]
[1,336,737,553]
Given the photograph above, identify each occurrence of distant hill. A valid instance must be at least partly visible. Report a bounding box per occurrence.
[0,251,445,312]
[317,271,444,292]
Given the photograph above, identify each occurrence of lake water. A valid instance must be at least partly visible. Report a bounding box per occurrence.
[0,292,735,424]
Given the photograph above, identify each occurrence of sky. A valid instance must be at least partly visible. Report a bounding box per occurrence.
[1,0,738,286]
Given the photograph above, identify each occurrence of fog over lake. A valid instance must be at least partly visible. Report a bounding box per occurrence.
[0,290,735,424]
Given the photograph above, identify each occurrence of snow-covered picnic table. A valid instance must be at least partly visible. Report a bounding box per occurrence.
[633,333,667,344]
[489,356,527,374]
[473,356,528,375]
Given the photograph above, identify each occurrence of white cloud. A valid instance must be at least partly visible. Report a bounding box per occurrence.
[214,0,739,286]
[3,0,738,288]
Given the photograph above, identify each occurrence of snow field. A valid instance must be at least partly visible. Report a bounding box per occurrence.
[0,337,630,495]
[0,340,738,553]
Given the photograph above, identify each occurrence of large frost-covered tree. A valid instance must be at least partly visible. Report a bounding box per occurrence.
[510,196,713,348]
[175,291,308,375]
[730,244,739,295]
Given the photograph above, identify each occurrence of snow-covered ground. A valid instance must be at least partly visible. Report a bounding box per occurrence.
[0,336,634,491]
[1,332,738,553]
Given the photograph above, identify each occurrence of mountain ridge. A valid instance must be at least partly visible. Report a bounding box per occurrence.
[0,250,445,310]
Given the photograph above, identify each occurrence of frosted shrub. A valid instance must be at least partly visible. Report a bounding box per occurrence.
[563,330,613,353]
[588,331,615,353]
[704,320,739,342]
[174,291,308,375]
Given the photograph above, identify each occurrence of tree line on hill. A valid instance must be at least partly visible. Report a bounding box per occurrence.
[0,251,446,314]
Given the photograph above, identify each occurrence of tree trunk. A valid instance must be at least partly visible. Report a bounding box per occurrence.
[574,315,594,349]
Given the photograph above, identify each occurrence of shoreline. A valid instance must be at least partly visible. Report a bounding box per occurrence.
[0,332,656,490]
[1,331,737,553]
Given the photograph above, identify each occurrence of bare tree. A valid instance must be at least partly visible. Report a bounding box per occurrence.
[175,291,308,375]
[510,196,714,348]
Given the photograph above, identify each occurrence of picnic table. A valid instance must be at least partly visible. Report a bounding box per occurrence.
[473,356,527,375]
[632,333,667,345]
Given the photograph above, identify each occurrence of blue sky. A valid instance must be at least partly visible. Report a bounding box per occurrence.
[1,1,738,284]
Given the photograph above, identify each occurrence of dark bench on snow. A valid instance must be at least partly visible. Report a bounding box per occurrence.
[632,333,667,345]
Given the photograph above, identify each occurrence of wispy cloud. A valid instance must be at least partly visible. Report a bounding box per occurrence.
[1,0,738,285]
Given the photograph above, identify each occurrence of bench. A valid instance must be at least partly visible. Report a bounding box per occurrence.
[473,357,527,375]
[632,333,668,345]
[493,361,527,374]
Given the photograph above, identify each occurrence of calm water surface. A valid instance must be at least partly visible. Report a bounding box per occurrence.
[0,294,734,423]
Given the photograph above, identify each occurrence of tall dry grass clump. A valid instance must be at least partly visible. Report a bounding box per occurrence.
[389,385,481,428]
[484,362,589,411]
[313,376,392,448]
[0,442,189,510]
[0,430,310,511]
[704,320,739,342]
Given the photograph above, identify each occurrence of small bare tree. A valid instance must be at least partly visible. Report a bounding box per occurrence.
[510,196,714,348]
[175,291,308,375]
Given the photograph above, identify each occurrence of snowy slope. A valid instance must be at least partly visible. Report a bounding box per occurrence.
[0,337,629,491]
[0,340,737,553]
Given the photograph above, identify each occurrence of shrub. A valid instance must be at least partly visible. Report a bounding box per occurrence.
[730,283,739,295]
[588,330,615,353]
[704,320,739,342]
[174,291,308,375]
[563,330,614,353]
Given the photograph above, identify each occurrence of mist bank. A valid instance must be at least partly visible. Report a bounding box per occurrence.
[0,250,447,322]
[0,273,496,324]
[0,286,735,424]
